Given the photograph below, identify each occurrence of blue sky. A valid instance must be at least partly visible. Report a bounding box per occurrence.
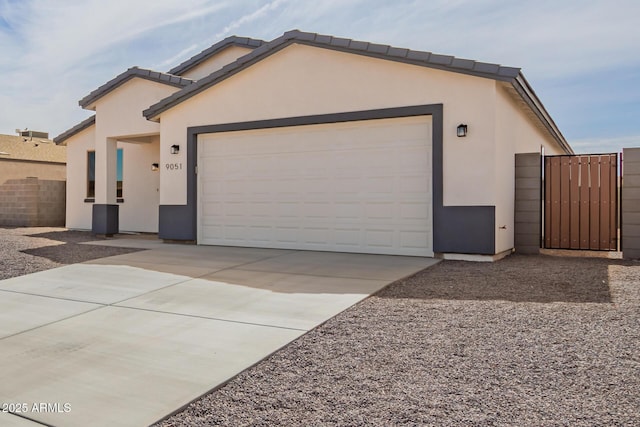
[0,0,638,153]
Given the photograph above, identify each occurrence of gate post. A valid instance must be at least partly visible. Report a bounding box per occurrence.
[515,153,542,254]
[622,148,640,259]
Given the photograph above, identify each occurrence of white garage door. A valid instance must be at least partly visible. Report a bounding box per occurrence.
[198,116,433,256]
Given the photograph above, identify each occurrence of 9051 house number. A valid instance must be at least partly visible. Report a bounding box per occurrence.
[165,163,183,171]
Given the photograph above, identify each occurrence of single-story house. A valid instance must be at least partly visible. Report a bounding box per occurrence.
[54,30,572,260]
[0,133,66,226]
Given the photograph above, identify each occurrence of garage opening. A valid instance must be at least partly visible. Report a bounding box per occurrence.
[197,116,433,256]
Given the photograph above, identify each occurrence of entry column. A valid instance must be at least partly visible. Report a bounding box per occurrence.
[92,137,119,235]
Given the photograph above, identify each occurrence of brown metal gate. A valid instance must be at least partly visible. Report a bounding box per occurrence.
[544,154,619,250]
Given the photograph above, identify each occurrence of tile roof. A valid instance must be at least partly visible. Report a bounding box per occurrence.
[143,29,522,120]
[0,134,65,163]
[79,67,193,109]
[143,30,570,154]
[168,36,266,76]
[53,115,95,145]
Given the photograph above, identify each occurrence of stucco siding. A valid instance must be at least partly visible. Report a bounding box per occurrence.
[159,43,498,208]
[493,85,563,253]
[94,78,178,139]
[65,126,95,230]
[92,78,177,205]
[179,46,254,80]
[65,124,160,232]
[118,138,160,232]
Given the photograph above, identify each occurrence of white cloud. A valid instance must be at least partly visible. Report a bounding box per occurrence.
[154,44,200,70]
[0,0,638,141]
[3,0,228,72]
[213,0,290,40]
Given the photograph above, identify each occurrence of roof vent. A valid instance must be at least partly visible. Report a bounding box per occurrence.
[16,129,49,139]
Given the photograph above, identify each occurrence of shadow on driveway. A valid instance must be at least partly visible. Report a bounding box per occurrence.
[26,230,107,243]
[377,254,627,303]
[21,231,144,264]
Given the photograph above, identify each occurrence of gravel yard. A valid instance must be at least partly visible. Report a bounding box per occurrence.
[0,227,142,279]
[157,255,640,427]
[1,228,638,426]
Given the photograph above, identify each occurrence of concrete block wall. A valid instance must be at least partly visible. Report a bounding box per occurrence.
[622,148,640,259]
[0,161,65,183]
[37,180,66,226]
[514,153,542,254]
[0,177,66,227]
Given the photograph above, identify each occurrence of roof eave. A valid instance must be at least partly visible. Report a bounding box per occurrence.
[144,31,523,121]
[512,73,574,155]
[168,36,266,76]
[53,115,96,145]
[79,68,193,110]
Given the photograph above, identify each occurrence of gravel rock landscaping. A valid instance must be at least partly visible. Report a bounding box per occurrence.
[1,229,638,426]
[0,227,142,279]
[156,255,640,427]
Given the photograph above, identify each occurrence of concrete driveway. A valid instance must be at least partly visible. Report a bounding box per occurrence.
[0,240,437,427]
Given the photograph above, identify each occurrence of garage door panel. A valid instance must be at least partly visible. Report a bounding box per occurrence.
[275,227,299,243]
[277,202,300,217]
[401,202,430,220]
[365,230,394,248]
[198,116,432,256]
[401,231,431,249]
[334,202,361,219]
[364,202,394,220]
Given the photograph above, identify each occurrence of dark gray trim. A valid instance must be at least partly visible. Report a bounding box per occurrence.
[158,103,496,254]
[53,115,95,144]
[143,29,521,121]
[158,128,198,241]
[189,105,443,134]
[85,197,122,204]
[429,104,495,254]
[158,205,196,241]
[168,36,266,76]
[433,206,496,254]
[92,204,118,235]
[79,67,193,109]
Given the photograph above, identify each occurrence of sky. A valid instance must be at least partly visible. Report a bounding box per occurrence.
[0,0,638,153]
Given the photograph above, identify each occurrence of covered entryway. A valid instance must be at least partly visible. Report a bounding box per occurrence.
[197,116,433,256]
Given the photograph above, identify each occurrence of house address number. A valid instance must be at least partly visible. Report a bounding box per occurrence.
[165,163,183,171]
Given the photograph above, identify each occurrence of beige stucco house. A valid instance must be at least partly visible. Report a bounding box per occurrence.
[55,30,572,260]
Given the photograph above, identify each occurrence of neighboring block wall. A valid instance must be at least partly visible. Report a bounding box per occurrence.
[0,177,66,226]
[0,160,66,183]
[514,153,541,254]
[37,179,67,226]
[622,148,640,259]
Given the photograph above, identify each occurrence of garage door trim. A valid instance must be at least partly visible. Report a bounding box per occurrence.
[158,103,496,254]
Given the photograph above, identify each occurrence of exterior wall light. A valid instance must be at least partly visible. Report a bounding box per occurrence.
[151,163,159,171]
[170,144,180,154]
[457,124,468,137]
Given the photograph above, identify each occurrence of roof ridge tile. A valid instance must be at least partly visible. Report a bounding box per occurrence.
[167,35,267,76]
[79,67,193,109]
